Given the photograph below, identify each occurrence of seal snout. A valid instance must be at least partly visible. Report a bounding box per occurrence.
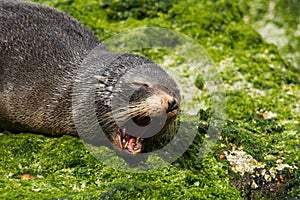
[162,95,180,118]
[167,98,179,113]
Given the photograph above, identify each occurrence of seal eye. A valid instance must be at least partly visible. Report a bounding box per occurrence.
[132,82,149,87]
[129,85,152,102]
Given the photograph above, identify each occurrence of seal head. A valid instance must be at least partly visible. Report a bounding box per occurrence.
[92,54,181,154]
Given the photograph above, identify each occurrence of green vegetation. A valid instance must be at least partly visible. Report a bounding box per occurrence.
[1,0,299,199]
[239,0,300,69]
[0,133,241,199]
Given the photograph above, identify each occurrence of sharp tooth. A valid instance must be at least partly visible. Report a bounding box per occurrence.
[117,134,123,148]
[132,149,140,154]
[124,141,128,148]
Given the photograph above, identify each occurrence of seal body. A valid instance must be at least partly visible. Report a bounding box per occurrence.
[0,0,180,154]
[0,0,100,135]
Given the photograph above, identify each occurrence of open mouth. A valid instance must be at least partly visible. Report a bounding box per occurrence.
[116,128,144,154]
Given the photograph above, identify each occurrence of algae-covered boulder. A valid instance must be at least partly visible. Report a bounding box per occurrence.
[1,0,299,199]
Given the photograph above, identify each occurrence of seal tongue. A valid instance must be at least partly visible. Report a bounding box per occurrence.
[118,128,143,154]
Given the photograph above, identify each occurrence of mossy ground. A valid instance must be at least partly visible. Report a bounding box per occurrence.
[1,0,299,199]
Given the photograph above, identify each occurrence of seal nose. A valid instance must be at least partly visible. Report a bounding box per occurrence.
[167,99,179,113]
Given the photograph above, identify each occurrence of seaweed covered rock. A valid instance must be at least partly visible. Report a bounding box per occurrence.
[1,0,299,199]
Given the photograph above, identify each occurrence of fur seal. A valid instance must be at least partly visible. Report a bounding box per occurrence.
[0,0,180,154]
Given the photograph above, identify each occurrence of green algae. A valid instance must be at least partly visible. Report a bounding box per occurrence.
[2,0,300,199]
[239,0,300,69]
[0,133,241,199]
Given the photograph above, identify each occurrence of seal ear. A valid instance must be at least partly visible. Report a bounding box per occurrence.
[94,75,107,84]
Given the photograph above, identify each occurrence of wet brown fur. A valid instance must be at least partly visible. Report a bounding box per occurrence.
[0,0,180,153]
